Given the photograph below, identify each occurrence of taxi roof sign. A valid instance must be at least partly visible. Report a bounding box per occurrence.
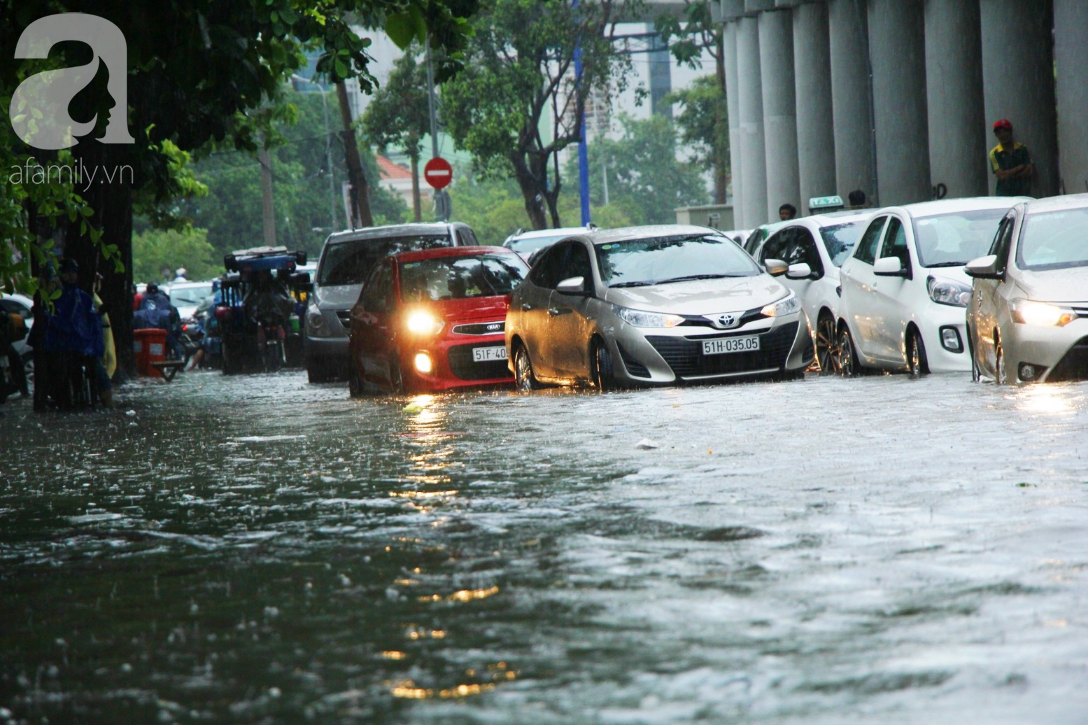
[809,195,845,211]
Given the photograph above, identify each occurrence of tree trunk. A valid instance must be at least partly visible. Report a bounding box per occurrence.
[410,153,422,222]
[336,81,373,228]
[714,32,728,205]
[510,154,548,230]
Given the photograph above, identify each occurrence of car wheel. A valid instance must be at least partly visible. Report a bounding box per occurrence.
[907,327,929,378]
[967,326,981,383]
[348,360,364,398]
[513,343,541,392]
[995,337,1008,385]
[389,357,406,394]
[591,338,616,392]
[836,326,860,378]
[21,352,33,385]
[815,313,838,375]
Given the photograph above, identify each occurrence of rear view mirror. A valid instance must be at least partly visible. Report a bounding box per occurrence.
[786,263,813,280]
[764,259,788,277]
[873,257,907,277]
[965,254,1001,279]
[556,276,590,296]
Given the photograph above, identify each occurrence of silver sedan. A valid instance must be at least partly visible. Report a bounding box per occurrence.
[505,225,815,390]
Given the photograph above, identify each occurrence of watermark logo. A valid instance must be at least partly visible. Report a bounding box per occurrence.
[9,13,134,150]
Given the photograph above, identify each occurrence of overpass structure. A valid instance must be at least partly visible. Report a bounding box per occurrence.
[713,0,1088,229]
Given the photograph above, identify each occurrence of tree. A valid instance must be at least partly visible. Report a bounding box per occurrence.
[665,75,729,204]
[443,0,635,230]
[566,114,708,225]
[655,0,728,203]
[361,43,430,222]
[131,227,218,284]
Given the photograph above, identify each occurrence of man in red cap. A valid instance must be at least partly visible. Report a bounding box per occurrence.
[989,119,1033,196]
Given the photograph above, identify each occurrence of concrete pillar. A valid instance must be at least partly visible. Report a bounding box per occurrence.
[868,0,930,206]
[647,24,673,118]
[925,0,986,199]
[759,8,800,221]
[981,0,1058,198]
[827,0,874,202]
[746,0,774,11]
[723,22,744,224]
[736,16,769,227]
[1054,0,1088,194]
[793,2,837,209]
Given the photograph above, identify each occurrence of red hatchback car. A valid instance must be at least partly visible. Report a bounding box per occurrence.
[347,247,530,395]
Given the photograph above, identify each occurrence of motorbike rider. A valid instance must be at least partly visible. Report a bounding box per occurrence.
[134,282,184,360]
[39,259,104,409]
[243,269,294,345]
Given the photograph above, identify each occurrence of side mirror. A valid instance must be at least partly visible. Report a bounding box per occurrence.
[873,257,907,277]
[786,262,813,280]
[965,254,1001,279]
[290,272,312,291]
[556,276,590,296]
[764,259,788,277]
[295,251,308,266]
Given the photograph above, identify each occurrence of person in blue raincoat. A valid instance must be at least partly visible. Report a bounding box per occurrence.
[40,259,103,408]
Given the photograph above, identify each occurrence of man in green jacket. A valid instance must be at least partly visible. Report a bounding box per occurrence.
[989,119,1034,197]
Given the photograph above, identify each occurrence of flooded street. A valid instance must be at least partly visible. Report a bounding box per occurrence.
[1,371,1087,724]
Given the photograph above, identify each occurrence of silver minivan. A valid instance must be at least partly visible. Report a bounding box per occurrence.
[304,223,478,382]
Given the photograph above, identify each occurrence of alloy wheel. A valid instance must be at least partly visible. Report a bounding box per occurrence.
[907,329,929,378]
[592,339,616,392]
[837,327,859,378]
[816,314,838,374]
[996,340,1008,385]
[514,345,538,392]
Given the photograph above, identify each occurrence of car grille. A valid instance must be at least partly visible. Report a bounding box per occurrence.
[452,321,505,335]
[646,322,798,379]
[335,310,352,329]
[1046,336,1088,382]
[447,344,511,381]
[616,342,651,378]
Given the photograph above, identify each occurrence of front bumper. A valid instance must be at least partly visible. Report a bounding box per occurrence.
[403,332,514,392]
[1000,317,1088,383]
[607,312,813,386]
[918,311,971,373]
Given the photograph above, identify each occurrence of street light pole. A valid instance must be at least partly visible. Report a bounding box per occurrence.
[574,0,591,226]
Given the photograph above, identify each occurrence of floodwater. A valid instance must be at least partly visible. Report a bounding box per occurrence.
[1,371,1087,724]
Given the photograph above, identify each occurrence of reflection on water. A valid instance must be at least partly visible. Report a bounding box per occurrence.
[1,372,1087,723]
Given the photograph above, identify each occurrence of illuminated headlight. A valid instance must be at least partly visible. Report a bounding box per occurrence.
[614,305,684,328]
[926,276,972,307]
[406,311,445,336]
[414,352,433,373]
[1010,298,1075,327]
[760,292,801,318]
[306,306,331,337]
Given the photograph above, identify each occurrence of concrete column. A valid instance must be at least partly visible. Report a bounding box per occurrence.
[925,0,986,199]
[647,24,673,118]
[827,0,874,202]
[736,16,769,227]
[981,0,1058,198]
[723,22,744,224]
[746,0,774,11]
[868,0,930,206]
[1054,0,1088,194]
[793,2,837,209]
[759,8,800,221]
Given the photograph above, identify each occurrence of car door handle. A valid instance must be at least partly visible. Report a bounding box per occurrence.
[548,307,569,316]
[521,303,533,311]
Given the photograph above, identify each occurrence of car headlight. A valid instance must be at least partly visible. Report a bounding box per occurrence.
[406,310,445,336]
[614,305,684,328]
[306,306,332,337]
[1010,298,1075,327]
[927,276,971,307]
[760,291,801,317]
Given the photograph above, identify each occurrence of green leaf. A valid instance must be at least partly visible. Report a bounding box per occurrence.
[385,13,417,50]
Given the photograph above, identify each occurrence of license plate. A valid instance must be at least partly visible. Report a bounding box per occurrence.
[473,346,508,362]
[702,336,760,355]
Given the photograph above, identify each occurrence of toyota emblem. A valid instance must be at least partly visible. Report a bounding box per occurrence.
[717,313,737,328]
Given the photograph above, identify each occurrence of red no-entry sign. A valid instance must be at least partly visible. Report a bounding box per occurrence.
[423,157,453,190]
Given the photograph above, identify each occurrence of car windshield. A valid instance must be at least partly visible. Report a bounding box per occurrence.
[820,222,863,266]
[399,254,529,302]
[1016,207,1088,271]
[169,283,213,307]
[595,235,760,287]
[912,208,1007,267]
[506,234,570,255]
[319,234,452,286]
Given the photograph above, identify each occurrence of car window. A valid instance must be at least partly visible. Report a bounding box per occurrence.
[399,253,528,301]
[319,233,452,286]
[507,234,569,256]
[819,221,863,267]
[853,217,887,265]
[794,229,825,277]
[360,262,395,312]
[596,234,760,286]
[456,225,479,246]
[879,217,911,272]
[759,229,794,264]
[911,208,1007,267]
[528,242,570,289]
[558,242,593,283]
[1015,206,1088,271]
[744,227,768,256]
[989,213,1016,274]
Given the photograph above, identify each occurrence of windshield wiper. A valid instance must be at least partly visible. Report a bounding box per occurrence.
[608,280,654,288]
[656,273,743,284]
[925,261,967,268]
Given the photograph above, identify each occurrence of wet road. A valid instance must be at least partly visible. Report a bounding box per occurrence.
[1,371,1087,724]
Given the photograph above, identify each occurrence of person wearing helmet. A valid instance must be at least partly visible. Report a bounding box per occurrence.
[173,268,188,283]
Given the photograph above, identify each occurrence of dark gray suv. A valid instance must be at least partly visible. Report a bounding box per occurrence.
[304,222,478,382]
